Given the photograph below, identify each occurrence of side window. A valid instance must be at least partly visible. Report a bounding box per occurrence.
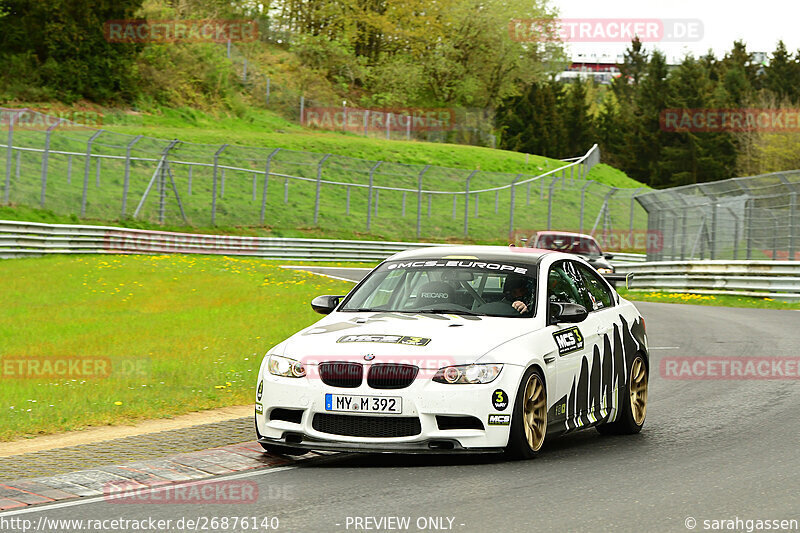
[577,265,614,311]
[547,262,584,306]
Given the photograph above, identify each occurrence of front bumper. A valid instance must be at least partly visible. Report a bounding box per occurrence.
[255,364,525,454]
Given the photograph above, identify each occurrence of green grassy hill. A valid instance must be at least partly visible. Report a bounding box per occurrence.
[1,106,647,244]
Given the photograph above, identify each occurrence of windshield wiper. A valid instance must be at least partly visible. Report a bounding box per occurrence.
[414,309,484,316]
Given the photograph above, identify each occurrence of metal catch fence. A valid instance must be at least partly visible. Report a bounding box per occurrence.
[637,170,800,261]
[0,108,649,247]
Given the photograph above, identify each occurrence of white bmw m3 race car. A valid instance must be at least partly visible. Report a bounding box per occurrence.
[255,245,649,458]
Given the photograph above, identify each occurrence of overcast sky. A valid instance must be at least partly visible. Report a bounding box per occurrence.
[552,0,799,63]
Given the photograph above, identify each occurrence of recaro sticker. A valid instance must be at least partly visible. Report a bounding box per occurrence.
[337,334,431,346]
[488,414,511,426]
[255,402,263,414]
[553,326,584,356]
[492,389,508,411]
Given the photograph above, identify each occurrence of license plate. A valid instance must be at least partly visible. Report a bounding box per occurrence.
[325,394,402,414]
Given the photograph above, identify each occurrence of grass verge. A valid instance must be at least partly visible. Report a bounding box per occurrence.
[619,288,800,310]
[0,254,363,441]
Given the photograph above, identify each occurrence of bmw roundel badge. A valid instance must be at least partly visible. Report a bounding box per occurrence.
[364,354,375,361]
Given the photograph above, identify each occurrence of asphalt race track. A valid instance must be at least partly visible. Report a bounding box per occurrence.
[4,268,800,532]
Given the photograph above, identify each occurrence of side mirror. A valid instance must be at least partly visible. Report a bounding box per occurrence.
[549,302,588,324]
[603,253,615,260]
[311,295,343,315]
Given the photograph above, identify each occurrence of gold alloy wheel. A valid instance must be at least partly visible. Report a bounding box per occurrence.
[629,357,648,425]
[522,373,547,452]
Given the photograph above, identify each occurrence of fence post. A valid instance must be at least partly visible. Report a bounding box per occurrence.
[226,39,231,58]
[260,148,280,225]
[284,179,288,203]
[628,188,643,242]
[121,134,143,217]
[578,181,593,233]
[745,199,753,260]
[80,130,104,217]
[710,199,718,260]
[790,192,797,261]
[299,96,305,125]
[463,169,478,238]
[313,154,332,225]
[494,190,499,214]
[188,166,193,195]
[363,110,369,137]
[406,115,411,140]
[67,155,72,185]
[366,161,382,231]
[221,168,226,197]
[4,110,21,204]
[342,102,347,132]
[386,112,391,140]
[509,174,523,241]
[40,118,65,207]
[211,144,229,225]
[547,175,560,230]
[417,165,430,239]
[15,150,20,179]
[252,173,257,201]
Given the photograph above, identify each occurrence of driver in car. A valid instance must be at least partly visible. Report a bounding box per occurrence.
[502,274,534,314]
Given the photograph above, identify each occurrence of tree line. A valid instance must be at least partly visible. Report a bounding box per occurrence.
[497,39,800,188]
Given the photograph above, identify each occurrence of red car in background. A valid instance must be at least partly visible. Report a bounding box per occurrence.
[527,231,616,274]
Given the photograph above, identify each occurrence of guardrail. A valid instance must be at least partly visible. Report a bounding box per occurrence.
[609,252,646,263]
[614,260,800,301]
[0,219,650,263]
[0,220,455,261]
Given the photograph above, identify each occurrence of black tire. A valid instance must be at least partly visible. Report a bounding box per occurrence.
[255,410,306,456]
[597,353,648,435]
[505,366,547,460]
[258,442,307,456]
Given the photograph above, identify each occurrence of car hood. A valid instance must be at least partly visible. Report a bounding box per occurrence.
[279,311,537,366]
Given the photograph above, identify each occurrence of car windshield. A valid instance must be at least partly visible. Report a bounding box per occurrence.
[340,259,537,317]
[536,234,602,256]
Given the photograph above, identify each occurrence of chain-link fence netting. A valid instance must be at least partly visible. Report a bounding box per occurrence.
[637,171,800,261]
[1,108,650,245]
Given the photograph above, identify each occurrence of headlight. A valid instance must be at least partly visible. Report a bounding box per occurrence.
[268,355,306,378]
[433,364,503,384]
[597,267,614,274]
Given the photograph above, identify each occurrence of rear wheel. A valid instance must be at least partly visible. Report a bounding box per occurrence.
[597,353,648,435]
[505,367,547,459]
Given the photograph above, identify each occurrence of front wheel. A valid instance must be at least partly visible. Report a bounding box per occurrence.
[258,442,307,456]
[255,411,307,456]
[597,353,648,435]
[505,367,548,459]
